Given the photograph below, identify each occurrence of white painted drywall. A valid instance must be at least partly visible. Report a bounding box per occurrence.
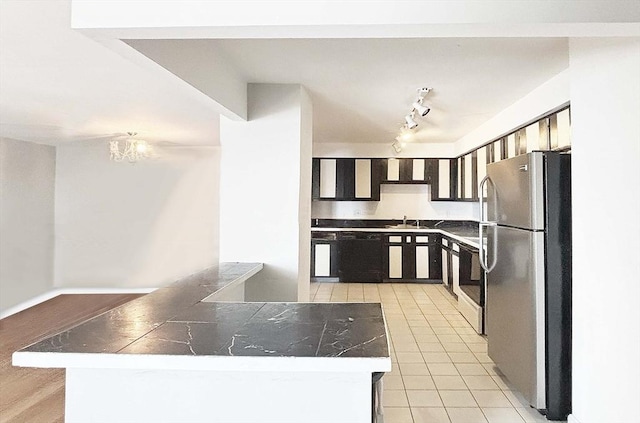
[71,1,640,38]
[124,39,248,121]
[0,138,55,314]
[54,141,220,289]
[313,142,455,158]
[298,87,313,301]
[453,69,570,156]
[568,37,640,423]
[219,84,312,301]
[312,184,478,221]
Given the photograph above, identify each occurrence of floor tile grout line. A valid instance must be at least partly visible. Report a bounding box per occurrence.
[310,282,533,423]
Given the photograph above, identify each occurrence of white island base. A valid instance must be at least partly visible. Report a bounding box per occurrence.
[13,264,390,423]
[65,366,373,423]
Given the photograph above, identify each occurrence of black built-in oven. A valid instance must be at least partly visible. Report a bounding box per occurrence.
[458,243,484,311]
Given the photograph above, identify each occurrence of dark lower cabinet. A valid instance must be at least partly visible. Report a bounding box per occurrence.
[383,234,441,282]
[312,231,442,283]
[311,235,339,280]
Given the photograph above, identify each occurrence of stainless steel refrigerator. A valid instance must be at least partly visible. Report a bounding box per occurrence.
[479,151,571,421]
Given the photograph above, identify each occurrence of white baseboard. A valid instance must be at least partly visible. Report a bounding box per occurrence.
[567,414,581,423]
[0,287,157,320]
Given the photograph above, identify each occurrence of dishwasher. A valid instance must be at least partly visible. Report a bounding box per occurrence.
[337,232,383,282]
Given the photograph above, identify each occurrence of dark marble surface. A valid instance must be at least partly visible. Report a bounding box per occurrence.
[311,219,480,243]
[20,264,389,360]
[312,218,478,232]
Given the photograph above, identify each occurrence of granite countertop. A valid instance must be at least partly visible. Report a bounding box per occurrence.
[13,262,390,373]
[311,220,481,249]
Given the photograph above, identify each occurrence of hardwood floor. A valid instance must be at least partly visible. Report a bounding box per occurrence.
[0,294,143,423]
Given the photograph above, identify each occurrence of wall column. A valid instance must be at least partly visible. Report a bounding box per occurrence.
[568,37,640,423]
[219,84,312,301]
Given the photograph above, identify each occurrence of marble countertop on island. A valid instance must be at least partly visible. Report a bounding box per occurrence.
[13,263,390,373]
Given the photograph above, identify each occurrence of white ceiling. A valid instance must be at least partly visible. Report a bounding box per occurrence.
[0,0,220,146]
[0,0,582,147]
[207,37,569,144]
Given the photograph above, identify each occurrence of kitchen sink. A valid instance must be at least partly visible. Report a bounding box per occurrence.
[385,224,420,229]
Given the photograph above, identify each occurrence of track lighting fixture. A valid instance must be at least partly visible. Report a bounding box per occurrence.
[401,87,432,131]
[391,87,433,153]
[412,101,430,117]
[405,114,418,129]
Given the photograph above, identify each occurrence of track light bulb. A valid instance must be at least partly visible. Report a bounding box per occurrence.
[412,102,430,117]
[405,115,418,129]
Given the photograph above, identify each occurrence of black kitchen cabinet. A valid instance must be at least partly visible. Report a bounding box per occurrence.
[430,159,457,201]
[383,233,441,282]
[312,158,382,201]
[381,158,438,184]
[311,233,339,280]
[457,152,478,201]
[311,107,570,205]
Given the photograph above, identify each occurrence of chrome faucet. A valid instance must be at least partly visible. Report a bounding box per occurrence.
[403,215,407,226]
[434,220,445,227]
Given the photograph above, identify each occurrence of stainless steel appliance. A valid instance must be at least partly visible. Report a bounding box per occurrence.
[457,243,484,333]
[479,151,571,421]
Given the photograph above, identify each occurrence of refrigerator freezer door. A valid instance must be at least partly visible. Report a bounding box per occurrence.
[486,152,544,230]
[486,225,546,409]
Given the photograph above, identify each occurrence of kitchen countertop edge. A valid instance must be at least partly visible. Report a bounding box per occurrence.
[311,227,481,249]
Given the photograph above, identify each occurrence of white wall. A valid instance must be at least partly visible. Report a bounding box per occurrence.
[219,84,312,302]
[453,69,570,156]
[298,88,313,301]
[55,141,220,289]
[312,185,477,221]
[313,142,455,158]
[0,138,55,314]
[568,37,640,423]
[124,39,248,121]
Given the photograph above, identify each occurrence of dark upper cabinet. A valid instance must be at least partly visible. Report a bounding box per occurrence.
[312,109,570,204]
[312,158,382,201]
[430,159,457,201]
[457,152,478,201]
[381,158,437,184]
[335,159,355,199]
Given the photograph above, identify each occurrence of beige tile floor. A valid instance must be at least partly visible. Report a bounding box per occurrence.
[310,282,562,423]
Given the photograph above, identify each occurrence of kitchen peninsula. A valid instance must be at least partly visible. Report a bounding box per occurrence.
[13,263,391,423]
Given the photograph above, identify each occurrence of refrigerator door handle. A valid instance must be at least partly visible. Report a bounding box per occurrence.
[478,175,497,273]
[478,175,491,223]
[479,222,497,272]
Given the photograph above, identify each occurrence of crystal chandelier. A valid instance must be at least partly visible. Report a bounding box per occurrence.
[109,132,152,163]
